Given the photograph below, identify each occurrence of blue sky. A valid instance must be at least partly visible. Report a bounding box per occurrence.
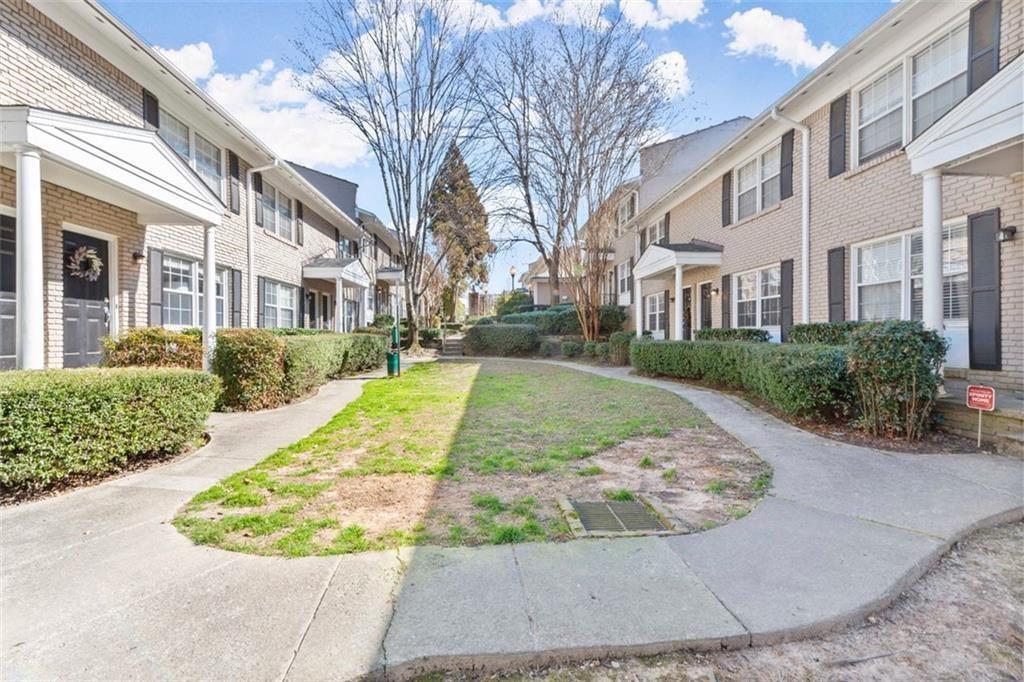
[106,0,894,294]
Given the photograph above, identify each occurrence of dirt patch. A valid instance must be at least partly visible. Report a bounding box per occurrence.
[419,522,1024,681]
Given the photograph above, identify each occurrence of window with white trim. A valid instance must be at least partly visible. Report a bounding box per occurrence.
[644,216,667,248]
[263,279,297,328]
[162,255,226,327]
[261,182,296,242]
[855,224,969,322]
[194,133,222,195]
[857,64,904,163]
[617,260,631,294]
[736,158,758,220]
[615,192,637,235]
[912,23,968,137]
[760,145,781,210]
[277,190,293,241]
[645,292,666,332]
[734,265,781,328]
[158,109,190,160]
[734,142,781,222]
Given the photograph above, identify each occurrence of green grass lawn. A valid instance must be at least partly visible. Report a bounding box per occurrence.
[175,359,709,556]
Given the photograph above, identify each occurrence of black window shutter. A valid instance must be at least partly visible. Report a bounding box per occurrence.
[228,152,241,214]
[780,130,794,200]
[827,247,846,322]
[968,0,1001,94]
[253,172,264,227]
[828,95,848,178]
[780,259,794,341]
[230,268,242,327]
[148,248,163,325]
[335,227,341,256]
[663,212,671,244]
[640,229,647,253]
[628,256,634,305]
[298,286,306,328]
[968,208,1001,370]
[296,201,304,245]
[720,275,731,329]
[256,276,266,328]
[142,89,159,129]
[663,290,670,334]
[721,172,732,227]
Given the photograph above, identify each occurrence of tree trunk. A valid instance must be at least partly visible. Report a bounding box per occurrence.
[405,285,420,351]
[548,253,560,306]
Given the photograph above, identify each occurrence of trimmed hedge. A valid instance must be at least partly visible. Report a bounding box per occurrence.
[847,320,945,440]
[502,305,626,336]
[596,342,610,362]
[788,321,874,345]
[539,340,558,357]
[103,327,203,369]
[608,331,632,366]
[268,328,331,336]
[631,339,852,419]
[0,368,219,493]
[694,328,770,342]
[463,324,539,356]
[582,341,599,358]
[561,340,582,358]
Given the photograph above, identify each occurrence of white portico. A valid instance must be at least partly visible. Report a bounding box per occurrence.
[632,241,723,339]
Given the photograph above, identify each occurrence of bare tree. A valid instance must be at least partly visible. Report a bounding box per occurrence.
[476,14,672,328]
[296,0,484,348]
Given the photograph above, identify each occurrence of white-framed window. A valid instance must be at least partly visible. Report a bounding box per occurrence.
[645,291,666,333]
[734,142,782,222]
[857,64,904,163]
[734,265,781,328]
[194,133,222,195]
[261,182,296,242]
[277,190,294,241]
[263,279,298,328]
[644,216,667,248]
[158,109,190,160]
[912,23,968,137]
[854,222,969,322]
[615,192,637,235]
[617,260,631,294]
[161,254,227,328]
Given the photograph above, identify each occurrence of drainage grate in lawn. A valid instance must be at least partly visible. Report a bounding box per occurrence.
[570,499,668,534]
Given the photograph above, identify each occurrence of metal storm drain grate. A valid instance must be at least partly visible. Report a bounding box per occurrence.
[568,499,668,535]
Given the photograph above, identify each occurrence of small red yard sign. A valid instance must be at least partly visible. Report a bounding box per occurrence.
[966,385,996,411]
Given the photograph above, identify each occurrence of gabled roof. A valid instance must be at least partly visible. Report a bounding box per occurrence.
[289,162,359,222]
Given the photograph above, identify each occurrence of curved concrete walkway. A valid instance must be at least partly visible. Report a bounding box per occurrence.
[2,360,1021,681]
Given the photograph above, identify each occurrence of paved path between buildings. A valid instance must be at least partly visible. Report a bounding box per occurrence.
[2,358,1022,681]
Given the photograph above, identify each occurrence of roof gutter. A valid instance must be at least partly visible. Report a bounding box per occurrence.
[770,107,811,325]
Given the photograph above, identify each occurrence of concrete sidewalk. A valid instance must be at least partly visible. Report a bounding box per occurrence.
[2,360,1021,681]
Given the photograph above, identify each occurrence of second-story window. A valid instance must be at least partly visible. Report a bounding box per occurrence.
[616,192,637,235]
[158,109,190,160]
[760,145,781,210]
[277,191,293,241]
[644,216,667,248]
[912,23,968,137]
[194,134,222,195]
[262,181,278,233]
[857,64,904,163]
[617,260,631,294]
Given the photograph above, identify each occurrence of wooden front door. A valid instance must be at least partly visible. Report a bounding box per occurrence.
[62,230,110,368]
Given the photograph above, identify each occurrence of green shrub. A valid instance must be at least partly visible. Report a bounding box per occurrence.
[102,327,204,369]
[608,331,633,366]
[268,328,331,336]
[597,305,628,334]
[539,340,558,357]
[561,341,582,358]
[281,333,387,399]
[463,324,539,356]
[630,340,852,419]
[213,329,286,410]
[419,327,441,344]
[596,342,610,362]
[847,320,946,441]
[475,317,495,326]
[694,328,770,342]
[788,321,874,345]
[372,314,395,329]
[495,291,533,318]
[443,322,463,331]
[582,341,598,358]
[0,368,219,493]
[502,305,626,336]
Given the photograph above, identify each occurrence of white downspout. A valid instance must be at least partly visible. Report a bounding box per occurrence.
[246,159,278,326]
[771,107,810,324]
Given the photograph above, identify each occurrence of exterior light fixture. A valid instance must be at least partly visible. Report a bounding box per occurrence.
[132,251,145,264]
[997,225,1017,242]
[711,287,720,296]
[509,265,517,291]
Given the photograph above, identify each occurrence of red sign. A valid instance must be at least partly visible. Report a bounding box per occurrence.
[966,385,996,411]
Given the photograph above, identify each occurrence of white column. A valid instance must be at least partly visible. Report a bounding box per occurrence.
[202,224,217,371]
[673,265,684,341]
[15,148,44,370]
[335,278,344,332]
[921,170,944,333]
[634,275,643,338]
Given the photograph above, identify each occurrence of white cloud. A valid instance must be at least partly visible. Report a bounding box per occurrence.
[450,0,506,29]
[505,0,613,26]
[155,41,216,82]
[199,57,367,170]
[649,50,691,98]
[724,8,836,71]
[619,0,703,30]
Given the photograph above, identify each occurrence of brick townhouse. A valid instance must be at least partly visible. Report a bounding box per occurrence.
[0,0,402,371]
[608,0,1022,391]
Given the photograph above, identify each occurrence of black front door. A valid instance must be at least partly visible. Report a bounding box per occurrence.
[682,287,692,340]
[63,230,110,367]
[700,282,712,330]
[0,215,15,369]
[321,293,330,329]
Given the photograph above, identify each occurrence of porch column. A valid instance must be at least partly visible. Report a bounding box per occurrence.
[15,147,44,370]
[634,274,643,338]
[335,278,344,332]
[921,169,944,333]
[673,265,683,341]
[202,224,216,371]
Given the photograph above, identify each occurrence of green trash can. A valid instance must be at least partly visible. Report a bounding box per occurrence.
[387,326,400,377]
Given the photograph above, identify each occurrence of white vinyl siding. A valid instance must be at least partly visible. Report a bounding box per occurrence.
[857,64,904,163]
[734,265,780,329]
[263,280,298,329]
[912,23,968,137]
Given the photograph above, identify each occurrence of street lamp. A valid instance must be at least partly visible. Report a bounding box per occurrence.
[509,265,517,292]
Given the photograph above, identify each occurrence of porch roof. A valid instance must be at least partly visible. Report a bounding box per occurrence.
[634,241,722,280]
[302,256,370,287]
[376,266,404,284]
[0,106,223,226]
[906,56,1023,177]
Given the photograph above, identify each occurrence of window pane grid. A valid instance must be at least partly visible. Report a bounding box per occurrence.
[158,110,190,160]
[194,133,222,195]
[858,65,904,161]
